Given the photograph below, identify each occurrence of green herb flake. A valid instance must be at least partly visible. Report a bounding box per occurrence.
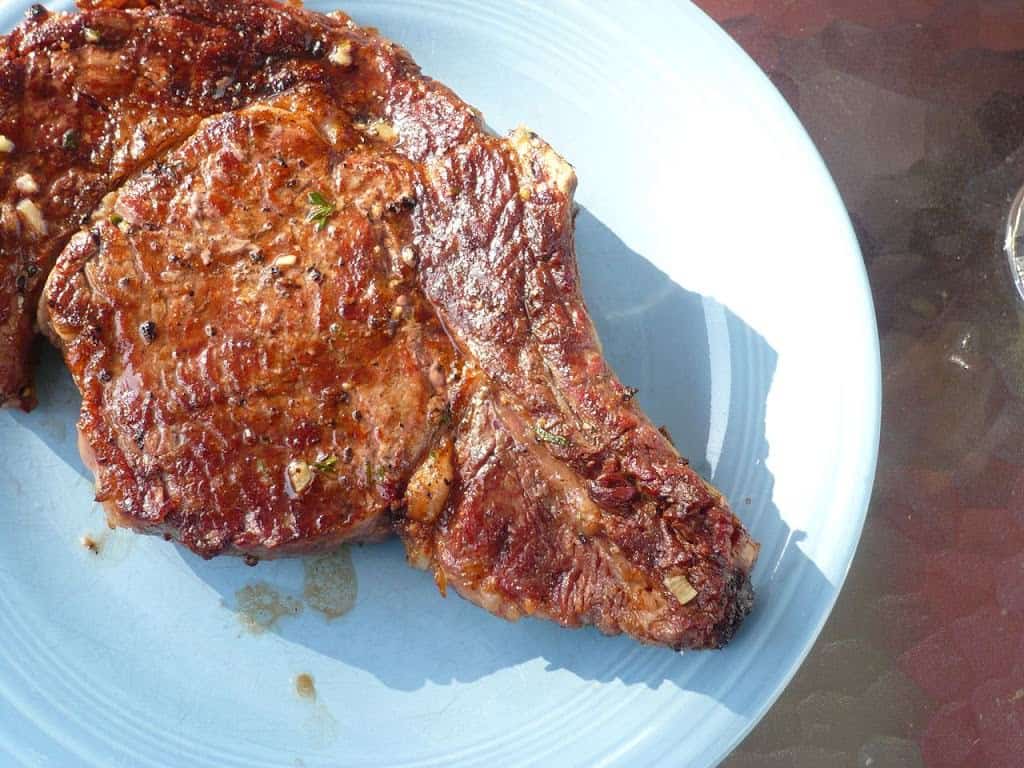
[61,129,80,151]
[534,425,569,447]
[109,213,123,226]
[305,190,336,232]
[431,404,452,428]
[311,455,338,474]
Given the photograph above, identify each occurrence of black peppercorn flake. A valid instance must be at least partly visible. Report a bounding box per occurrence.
[139,320,158,343]
[61,129,80,151]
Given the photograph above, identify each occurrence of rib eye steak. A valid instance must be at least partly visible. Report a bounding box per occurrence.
[40,0,758,649]
[0,0,406,409]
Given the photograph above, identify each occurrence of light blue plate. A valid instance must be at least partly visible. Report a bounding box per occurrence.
[0,1,880,765]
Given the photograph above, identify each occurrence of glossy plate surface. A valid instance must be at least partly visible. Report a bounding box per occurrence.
[0,1,880,765]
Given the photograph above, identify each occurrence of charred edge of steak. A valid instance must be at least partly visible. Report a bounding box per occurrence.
[706,566,755,650]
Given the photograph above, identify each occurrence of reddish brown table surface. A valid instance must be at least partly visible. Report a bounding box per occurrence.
[692,2,1024,767]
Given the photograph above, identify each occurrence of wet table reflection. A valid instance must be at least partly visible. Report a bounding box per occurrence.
[694,2,1024,767]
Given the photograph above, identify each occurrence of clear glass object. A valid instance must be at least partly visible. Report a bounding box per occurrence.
[1005,184,1024,304]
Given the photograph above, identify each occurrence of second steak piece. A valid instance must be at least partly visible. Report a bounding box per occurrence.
[44,43,757,653]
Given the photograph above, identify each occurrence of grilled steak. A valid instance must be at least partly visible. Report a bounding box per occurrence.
[45,87,455,554]
[41,0,758,649]
[0,0,405,409]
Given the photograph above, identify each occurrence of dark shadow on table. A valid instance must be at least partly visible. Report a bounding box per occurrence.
[14,208,828,716]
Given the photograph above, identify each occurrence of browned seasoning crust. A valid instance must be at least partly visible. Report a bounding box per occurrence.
[41,0,758,649]
[1,0,414,408]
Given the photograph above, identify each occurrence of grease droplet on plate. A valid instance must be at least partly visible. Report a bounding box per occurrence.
[293,672,338,748]
[235,583,302,634]
[303,546,357,619]
[77,523,133,566]
[295,673,316,700]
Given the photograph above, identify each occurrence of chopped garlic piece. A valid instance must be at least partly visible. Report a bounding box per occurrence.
[736,539,759,570]
[665,574,697,606]
[320,118,342,146]
[83,27,101,43]
[0,135,13,153]
[287,460,314,494]
[14,174,38,195]
[16,199,46,235]
[329,40,353,67]
[274,254,297,267]
[357,118,397,142]
[405,440,453,523]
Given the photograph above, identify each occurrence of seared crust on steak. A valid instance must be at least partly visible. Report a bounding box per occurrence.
[41,0,758,649]
[46,87,456,556]
[402,128,759,649]
[1,0,420,408]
